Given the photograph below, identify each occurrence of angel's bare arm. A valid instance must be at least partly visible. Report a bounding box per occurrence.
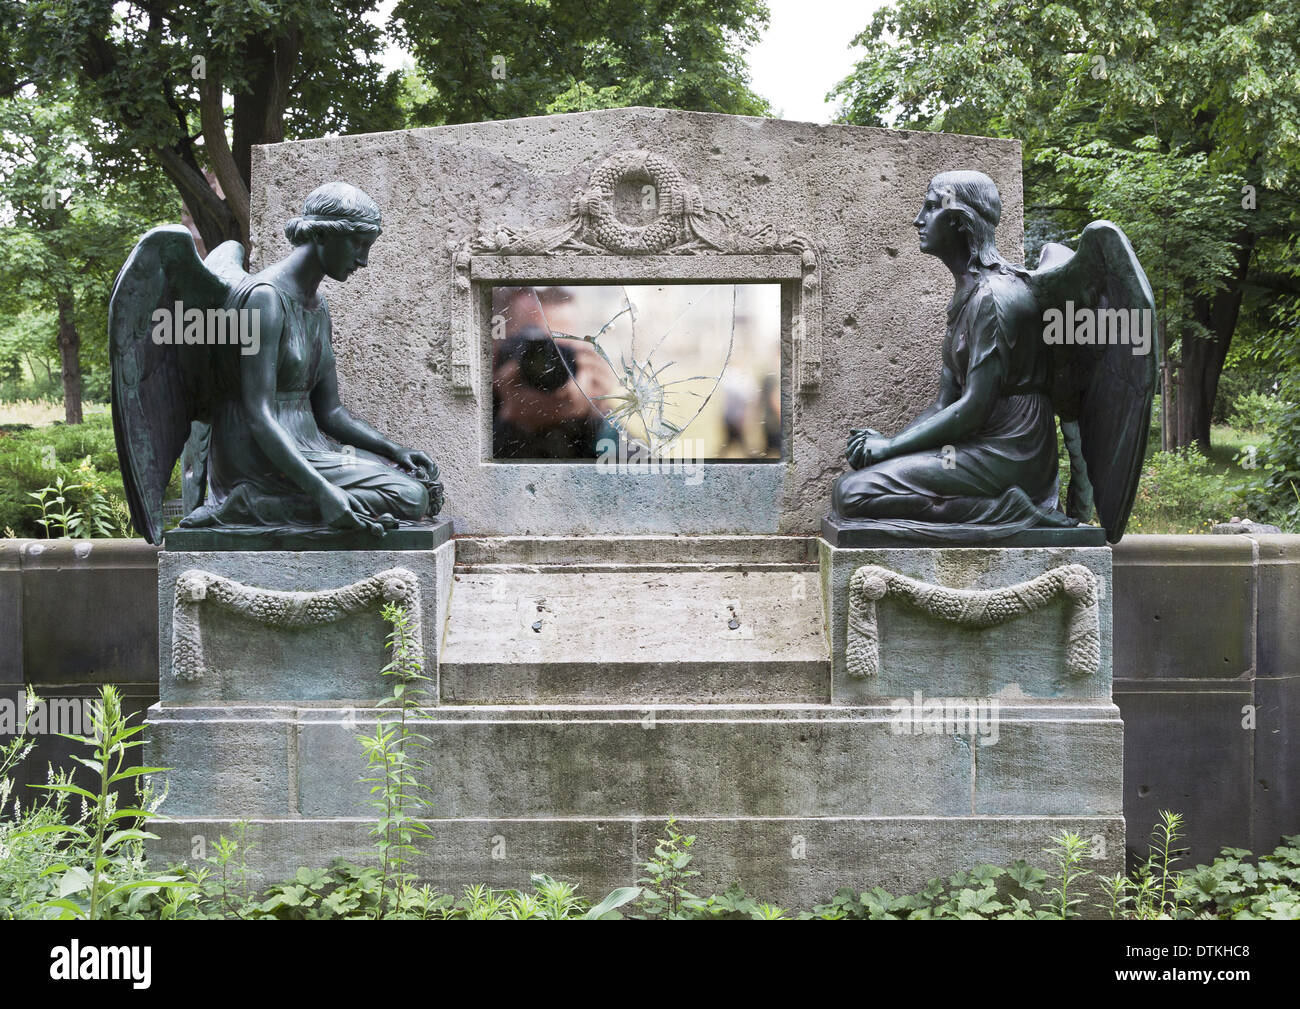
[311,316,402,460]
[885,358,999,457]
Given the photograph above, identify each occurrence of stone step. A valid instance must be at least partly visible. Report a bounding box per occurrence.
[452,534,820,569]
[149,814,1126,914]
[442,536,827,703]
[147,702,1124,821]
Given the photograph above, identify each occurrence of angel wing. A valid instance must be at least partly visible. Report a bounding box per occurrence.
[1028,221,1158,543]
[108,226,248,543]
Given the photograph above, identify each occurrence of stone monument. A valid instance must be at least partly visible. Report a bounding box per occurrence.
[136,108,1137,909]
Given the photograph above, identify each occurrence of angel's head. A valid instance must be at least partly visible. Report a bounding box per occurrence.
[915,170,1015,275]
[284,182,382,282]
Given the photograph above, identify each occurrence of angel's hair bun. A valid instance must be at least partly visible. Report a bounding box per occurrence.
[284,182,383,246]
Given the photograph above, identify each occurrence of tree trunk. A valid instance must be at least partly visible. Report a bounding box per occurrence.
[56,291,82,425]
[1173,230,1256,451]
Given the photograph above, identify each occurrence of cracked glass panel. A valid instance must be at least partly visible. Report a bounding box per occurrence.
[490,284,781,462]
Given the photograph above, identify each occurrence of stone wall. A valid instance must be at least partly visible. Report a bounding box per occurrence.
[2,534,1296,872]
[245,108,1025,535]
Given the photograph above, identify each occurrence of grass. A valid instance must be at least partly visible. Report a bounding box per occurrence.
[0,399,109,427]
[1126,422,1267,535]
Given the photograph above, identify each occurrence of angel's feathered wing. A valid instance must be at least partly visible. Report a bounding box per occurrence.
[108,226,248,543]
[1029,221,1157,543]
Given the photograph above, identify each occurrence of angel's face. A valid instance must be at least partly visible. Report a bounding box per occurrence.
[315,230,376,282]
[913,187,964,259]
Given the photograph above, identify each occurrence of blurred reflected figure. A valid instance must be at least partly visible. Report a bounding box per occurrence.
[492,287,618,459]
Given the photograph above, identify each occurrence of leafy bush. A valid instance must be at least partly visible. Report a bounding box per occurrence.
[1246,374,1300,530]
[1128,443,1250,533]
[0,414,145,537]
[1228,390,1287,434]
[1213,364,1279,424]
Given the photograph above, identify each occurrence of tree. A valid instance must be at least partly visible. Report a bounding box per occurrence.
[2,0,770,253]
[831,0,1300,450]
[392,0,771,124]
[0,90,174,422]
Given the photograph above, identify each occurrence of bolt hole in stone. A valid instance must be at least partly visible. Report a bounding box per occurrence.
[1138,785,1151,797]
[490,284,781,461]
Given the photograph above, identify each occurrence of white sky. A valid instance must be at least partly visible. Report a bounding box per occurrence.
[374,0,889,125]
[747,0,887,123]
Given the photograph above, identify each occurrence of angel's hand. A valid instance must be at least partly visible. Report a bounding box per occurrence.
[847,427,883,469]
[848,435,892,469]
[394,447,438,482]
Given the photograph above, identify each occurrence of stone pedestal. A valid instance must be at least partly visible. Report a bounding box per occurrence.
[147,531,1124,911]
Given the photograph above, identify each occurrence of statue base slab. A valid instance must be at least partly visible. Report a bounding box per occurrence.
[162,518,452,552]
[822,515,1107,548]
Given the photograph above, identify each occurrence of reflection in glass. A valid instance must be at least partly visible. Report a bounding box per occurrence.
[490,284,781,462]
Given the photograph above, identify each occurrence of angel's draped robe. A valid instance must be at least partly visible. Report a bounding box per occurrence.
[183,280,428,529]
[832,270,1074,539]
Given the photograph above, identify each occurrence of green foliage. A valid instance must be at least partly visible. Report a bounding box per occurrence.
[0,88,175,421]
[1128,443,1250,533]
[392,0,771,127]
[1228,390,1287,434]
[1247,372,1300,528]
[1183,838,1300,920]
[0,414,140,537]
[633,816,705,918]
[832,0,1300,449]
[357,602,436,918]
[3,685,185,920]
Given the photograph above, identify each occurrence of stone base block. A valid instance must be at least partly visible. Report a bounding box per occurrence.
[820,539,1113,702]
[149,814,1126,914]
[442,535,828,704]
[156,544,454,704]
[146,700,1124,911]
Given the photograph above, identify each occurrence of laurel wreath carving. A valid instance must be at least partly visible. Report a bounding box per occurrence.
[171,567,422,682]
[846,563,1100,679]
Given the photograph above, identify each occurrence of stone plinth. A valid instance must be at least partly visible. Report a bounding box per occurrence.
[154,530,454,705]
[147,533,1125,910]
[819,536,1113,702]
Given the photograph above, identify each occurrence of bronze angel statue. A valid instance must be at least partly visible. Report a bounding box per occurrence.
[832,170,1155,543]
[109,182,443,545]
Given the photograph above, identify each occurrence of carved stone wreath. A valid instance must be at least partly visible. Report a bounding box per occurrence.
[171,567,422,682]
[846,563,1101,680]
[582,150,686,253]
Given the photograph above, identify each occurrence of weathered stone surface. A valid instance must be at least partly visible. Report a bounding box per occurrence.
[443,534,827,704]
[1113,681,1255,865]
[149,814,1125,913]
[20,538,159,685]
[1255,673,1300,854]
[148,700,1122,825]
[156,545,452,703]
[974,716,1124,815]
[820,541,1113,701]
[247,108,1026,535]
[443,573,826,702]
[0,541,21,685]
[163,518,453,552]
[1111,534,1254,680]
[822,516,1107,548]
[145,708,293,817]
